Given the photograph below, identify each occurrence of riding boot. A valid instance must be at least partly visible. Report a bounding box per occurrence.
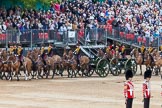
[43,60,46,66]
[20,61,23,66]
[142,54,144,64]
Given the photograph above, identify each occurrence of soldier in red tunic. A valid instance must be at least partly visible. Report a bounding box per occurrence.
[143,70,152,108]
[124,69,134,108]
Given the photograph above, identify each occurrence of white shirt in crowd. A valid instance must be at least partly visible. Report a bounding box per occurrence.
[67,23,72,30]
[59,25,67,35]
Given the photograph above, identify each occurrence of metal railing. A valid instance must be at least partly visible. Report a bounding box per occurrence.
[0,28,161,50]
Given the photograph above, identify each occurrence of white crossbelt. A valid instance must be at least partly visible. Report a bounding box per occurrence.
[127,89,133,96]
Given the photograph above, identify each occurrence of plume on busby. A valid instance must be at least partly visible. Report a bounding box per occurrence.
[125,69,133,80]
[144,70,152,79]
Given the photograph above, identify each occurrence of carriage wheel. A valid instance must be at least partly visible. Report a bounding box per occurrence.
[96,59,109,77]
[125,59,137,75]
[110,58,120,76]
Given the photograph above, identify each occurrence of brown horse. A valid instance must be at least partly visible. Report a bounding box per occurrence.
[51,54,62,78]
[9,53,21,81]
[152,50,162,76]
[29,50,45,79]
[131,48,153,75]
[79,55,90,76]
[97,48,104,58]
[67,50,77,78]
[0,50,13,80]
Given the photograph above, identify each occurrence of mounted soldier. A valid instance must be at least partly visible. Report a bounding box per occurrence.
[159,45,162,56]
[147,43,154,66]
[47,44,53,57]
[40,44,46,65]
[13,43,18,55]
[17,43,23,66]
[120,44,126,58]
[73,43,81,66]
[148,43,154,54]
[9,43,14,55]
[139,43,146,64]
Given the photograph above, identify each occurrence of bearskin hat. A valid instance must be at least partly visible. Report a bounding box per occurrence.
[125,69,133,80]
[144,70,152,79]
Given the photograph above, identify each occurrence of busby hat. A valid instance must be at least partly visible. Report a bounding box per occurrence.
[144,70,152,79]
[125,69,133,80]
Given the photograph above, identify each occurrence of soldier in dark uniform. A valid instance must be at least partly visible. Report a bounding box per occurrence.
[148,43,154,54]
[73,43,81,66]
[9,43,14,55]
[120,44,126,58]
[47,44,53,57]
[143,70,152,108]
[159,45,162,56]
[40,44,46,65]
[17,44,23,66]
[139,43,146,64]
[124,69,134,108]
[13,43,18,55]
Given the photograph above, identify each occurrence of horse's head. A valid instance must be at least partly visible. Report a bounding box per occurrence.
[97,49,104,57]
[68,50,73,59]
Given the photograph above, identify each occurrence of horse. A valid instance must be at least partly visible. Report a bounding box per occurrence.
[0,50,13,80]
[67,50,77,78]
[97,48,105,58]
[9,53,21,81]
[79,55,90,76]
[49,54,62,79]
[152,49,162,76]
[29,49,45,79]
[130,48,153,75]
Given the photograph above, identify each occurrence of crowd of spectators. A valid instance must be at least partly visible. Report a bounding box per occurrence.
[0,0,162,41]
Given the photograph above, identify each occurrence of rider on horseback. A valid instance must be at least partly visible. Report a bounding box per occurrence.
[13,43,18,55]
[148,43,154,65]
[73,43,81,66]
[47,44,53,57]
[9,43,14,55]
[40,44,46,65]
[120,44,126,58]
[160,45,162,56]
[139,43,146,64]
[17,43,23,66]
[148,43,154,54]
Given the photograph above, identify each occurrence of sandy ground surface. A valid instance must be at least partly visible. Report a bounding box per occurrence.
[0,67,161,108]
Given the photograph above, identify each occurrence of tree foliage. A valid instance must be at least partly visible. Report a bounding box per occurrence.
[9,0,61,9]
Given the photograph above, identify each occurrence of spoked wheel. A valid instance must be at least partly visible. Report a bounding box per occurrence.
[125,59,137,75]
[110,58,120,76]
[96,59,109,77]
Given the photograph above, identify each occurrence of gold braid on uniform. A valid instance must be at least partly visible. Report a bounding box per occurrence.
[18,48,22,55]
[10,48,14,54]
[148,47,153,53]
[75,47,80,54]
[160,46,162,51]
[41,48,44,55]
[48,47,51,54]
[106,47,110,52]
[140,46,145,53]
[122,47,125,53]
